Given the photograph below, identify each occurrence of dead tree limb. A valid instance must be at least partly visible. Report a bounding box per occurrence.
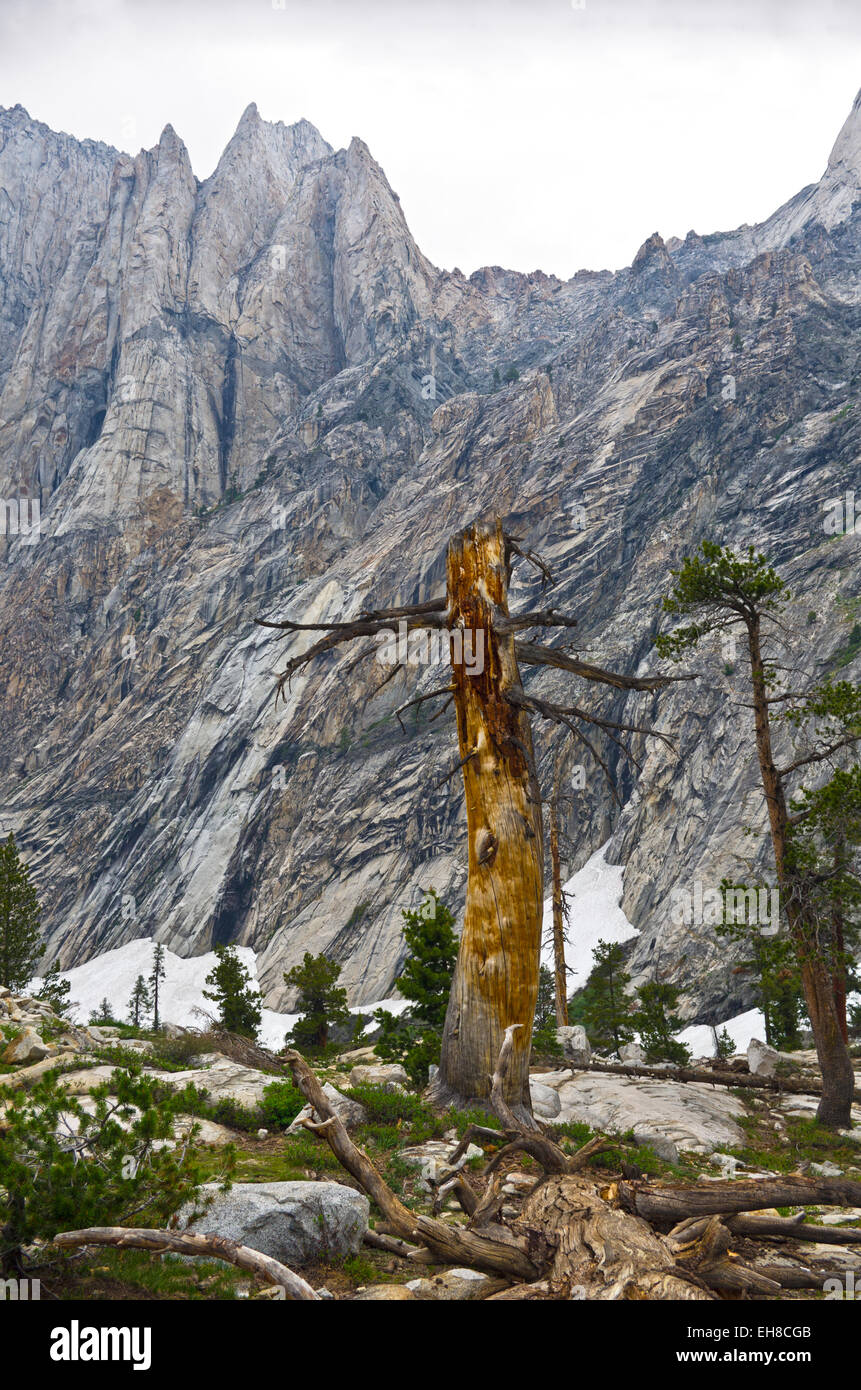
[284,1049,538,1280]
[52,1227,320,1301]
[616,1174,861,1226]
[726,1212,861,1245]
[560,1055,861,1103]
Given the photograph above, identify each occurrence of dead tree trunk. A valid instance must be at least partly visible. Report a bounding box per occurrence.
[549,760,568,1027]
[428,520,544,1123]
[260,515,683,1122]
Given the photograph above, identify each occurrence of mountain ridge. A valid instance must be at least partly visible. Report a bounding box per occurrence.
[1,91,860,1022]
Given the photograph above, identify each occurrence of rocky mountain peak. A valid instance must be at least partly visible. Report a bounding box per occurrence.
[2,92,861,1027]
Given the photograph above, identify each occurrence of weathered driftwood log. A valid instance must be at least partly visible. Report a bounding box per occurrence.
[562,1056,861,1103]
[362,1229,421,1258]
[617,1174,861,1226]
[52,1226,320,1301]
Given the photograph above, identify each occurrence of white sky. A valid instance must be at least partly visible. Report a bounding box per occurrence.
[1,0,860,277]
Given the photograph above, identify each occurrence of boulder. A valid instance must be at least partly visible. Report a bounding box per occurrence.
[747,1038,779,1078]
[287,1083,367,1133]
[620,1043,646,1065]
[632,1126,680,1165]
[810,1161,844,1178]
[405,1268,508,1300]
[87,1025,122,1041]
[352,1285,417,1300]
[399,1140,484,1188]
[556,1025,591,1066]
[548,1073,745,1154]
[348,1062,410,1090]
[2,1026,49,1065]
[529,1080,562,1119]
[337,1046,378,1065]
[181,1181,369,1265]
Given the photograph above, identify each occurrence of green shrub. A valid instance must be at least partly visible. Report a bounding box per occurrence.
[260,1079,305,1130]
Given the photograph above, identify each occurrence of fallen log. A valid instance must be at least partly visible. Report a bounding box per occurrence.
[726,1212,861,1245]
[560,1056,861,1103]
[617,1174,861,1226]
[52,1226,320,1301]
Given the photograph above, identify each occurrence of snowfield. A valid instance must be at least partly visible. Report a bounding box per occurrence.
[33,938,408,1052]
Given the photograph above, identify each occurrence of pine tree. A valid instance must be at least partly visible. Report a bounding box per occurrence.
[582,940,634,1054]
[127,975,152,1028]
[35,960,72,1016]
[374,892,459,1084]
[716,888,804,1050]
[90,997,116,1025]
[202,945,262,1039]
[150,943,166,1031]
[284,952,351,1051]
[531,964,564,1060]
[0,832,44,991]
[396,891,458,1028]
[714,1026,735,1060]
[633,981,691,1066]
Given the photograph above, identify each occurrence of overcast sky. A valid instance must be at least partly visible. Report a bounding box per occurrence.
[1,0,859,277]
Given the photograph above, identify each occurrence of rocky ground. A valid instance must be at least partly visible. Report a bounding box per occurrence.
[3,986,861,1300]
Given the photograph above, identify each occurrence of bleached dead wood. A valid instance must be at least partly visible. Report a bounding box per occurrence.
[52,1226,320,1300]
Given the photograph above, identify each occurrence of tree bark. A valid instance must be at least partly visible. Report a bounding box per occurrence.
[746,615,855,1127]
[427,519,544,1123]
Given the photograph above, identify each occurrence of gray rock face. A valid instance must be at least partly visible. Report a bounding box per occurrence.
[620,1043,646,1065]
[748,1039,779,1078]
[535,1069,745,1154]
[181,1181,368,1265]
[2,95,861,1027]
[348,1062,409,1090]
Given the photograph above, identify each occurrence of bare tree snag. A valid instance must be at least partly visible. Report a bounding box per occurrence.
[52,1227,320,1301]
[427,520,544,1122]
[260,515,686,1113]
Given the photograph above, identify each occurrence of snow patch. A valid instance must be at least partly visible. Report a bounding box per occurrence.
[540,841,638,992]
[32,937,406,1053]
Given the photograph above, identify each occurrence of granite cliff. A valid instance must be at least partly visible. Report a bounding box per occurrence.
[2,94,860,1020]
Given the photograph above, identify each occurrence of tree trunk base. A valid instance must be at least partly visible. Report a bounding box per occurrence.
[424,1074,540,1131]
